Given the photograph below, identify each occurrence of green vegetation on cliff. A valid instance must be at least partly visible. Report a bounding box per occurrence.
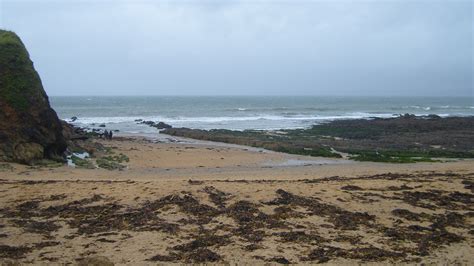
[0,30,46,111]
[0,30,67,164]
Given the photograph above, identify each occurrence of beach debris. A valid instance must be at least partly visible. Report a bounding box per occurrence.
[391,209,431,221]
[12,219,60,236]
[462,179,474,193]
[266,189,375,230]
[274,231,326,244]
[267,256,291,264]
[172,230,231,252]
[341,185,363,191]
[399,190,474,210]
[147,253,181,262]
[67,152,93,169]
[187,179,204,185]
[303,245,405,263]
[183,248,221,263]
[202,186,232,209]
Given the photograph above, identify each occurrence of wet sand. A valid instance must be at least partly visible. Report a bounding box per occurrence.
[0,136,473,264]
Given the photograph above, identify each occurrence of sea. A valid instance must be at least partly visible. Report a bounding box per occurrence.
[50,96,474,134]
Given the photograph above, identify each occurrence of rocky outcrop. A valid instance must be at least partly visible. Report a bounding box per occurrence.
[0,30,67,164]
[156,122,172,129]
[61,121,105,155]
[138,120,172,129]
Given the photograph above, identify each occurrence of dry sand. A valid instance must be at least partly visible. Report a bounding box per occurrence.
[0,136,473,265]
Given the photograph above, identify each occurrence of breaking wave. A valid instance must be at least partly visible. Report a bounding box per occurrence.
[64,112,401,125]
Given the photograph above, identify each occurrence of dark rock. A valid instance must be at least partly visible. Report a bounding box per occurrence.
[156,121,172,129]
[188,179,204,185]
[341,185,363,191]
[401,113,416,119]
[60,120,103,157]
[62,121,88,141]
[268,256,291,264]
[138,120,172,129]
[140,120,156,126]
[426,114,441,119]
[70,116,78,122]
[98,124,106,128]
[0,30,67,164]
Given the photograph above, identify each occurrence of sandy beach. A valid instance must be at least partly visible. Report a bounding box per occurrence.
[1,136,473,265]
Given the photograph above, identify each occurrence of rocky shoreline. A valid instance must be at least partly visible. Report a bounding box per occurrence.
[162,115,474,163]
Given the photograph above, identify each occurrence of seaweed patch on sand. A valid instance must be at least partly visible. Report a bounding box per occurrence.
[0,171,472,264]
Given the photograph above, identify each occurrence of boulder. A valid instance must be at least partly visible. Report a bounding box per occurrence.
[139,120,156,127]
[0,30,67,164]
[156,121,172,129]
[400,113,416,119]
[61,121,105,155]
[426,114,441,120]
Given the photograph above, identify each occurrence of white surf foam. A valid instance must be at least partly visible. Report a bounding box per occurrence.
[65,112,399,125]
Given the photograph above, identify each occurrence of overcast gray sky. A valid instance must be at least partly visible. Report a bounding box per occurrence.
[1,0,472,96]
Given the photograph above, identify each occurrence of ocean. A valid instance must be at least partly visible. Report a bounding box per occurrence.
[50,96,474,134]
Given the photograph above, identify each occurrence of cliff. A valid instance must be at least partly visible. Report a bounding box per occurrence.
[0,30,66,164]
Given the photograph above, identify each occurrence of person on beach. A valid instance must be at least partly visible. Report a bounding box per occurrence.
[109,131,113,140]
[104,130,109,140]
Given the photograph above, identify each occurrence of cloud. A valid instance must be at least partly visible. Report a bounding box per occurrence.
[1,0,472,96]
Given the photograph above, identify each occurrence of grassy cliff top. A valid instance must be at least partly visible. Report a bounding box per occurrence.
[0,30,24,46]
[0,29,46,111]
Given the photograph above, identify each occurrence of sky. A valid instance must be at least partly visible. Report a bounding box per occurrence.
[0,0,472,97]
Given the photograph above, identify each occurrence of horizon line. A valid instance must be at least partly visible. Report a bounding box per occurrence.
[48,94,474,98]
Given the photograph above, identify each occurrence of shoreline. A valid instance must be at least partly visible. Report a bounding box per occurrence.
[2,135,474,182]
[162,115,474,163]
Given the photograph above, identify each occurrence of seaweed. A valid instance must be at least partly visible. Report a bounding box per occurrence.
[2,172,472,264]
[0,245,32,259]
[391,209,431,221]
[266,189,375,230]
